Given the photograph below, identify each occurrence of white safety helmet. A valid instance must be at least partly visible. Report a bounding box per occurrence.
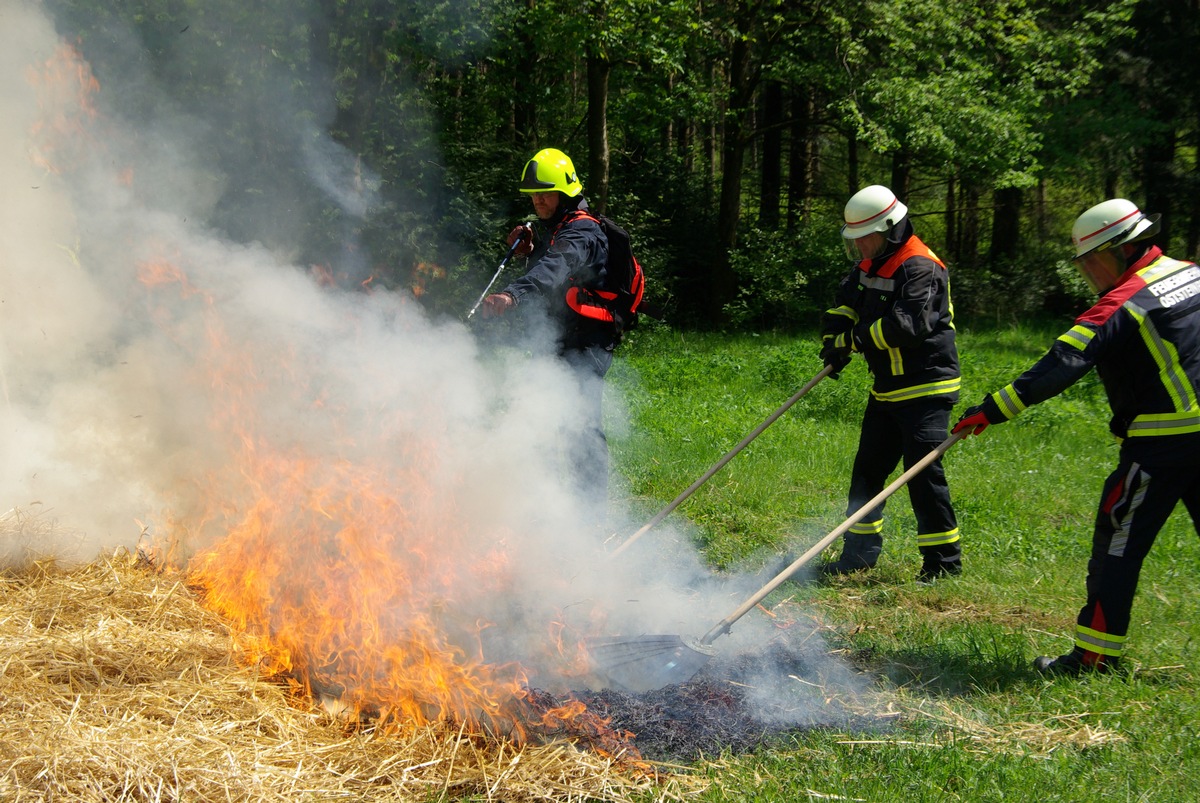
[1071,199,1161,294]
[1071,198,1159,258]
[842,185,907,260]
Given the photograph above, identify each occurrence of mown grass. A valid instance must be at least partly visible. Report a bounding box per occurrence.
[607,320,1200,802]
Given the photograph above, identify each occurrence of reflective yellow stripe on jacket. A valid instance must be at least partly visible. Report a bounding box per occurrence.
[870,377,961,403]
[1123,272,1200,436]
[864,317,904,375]
[825,304,858,325]
[989,384,1028,420]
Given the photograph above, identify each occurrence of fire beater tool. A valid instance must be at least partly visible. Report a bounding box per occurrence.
[466,223,531,320]
[587,431,966,692]
[607,365,834,558]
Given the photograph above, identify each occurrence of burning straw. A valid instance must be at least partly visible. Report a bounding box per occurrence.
[0,549,701,802]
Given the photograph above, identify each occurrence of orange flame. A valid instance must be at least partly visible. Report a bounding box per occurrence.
[186,449,529,732]
[137,258,634,753]
[27,43,102,175]
[411,261,446,298]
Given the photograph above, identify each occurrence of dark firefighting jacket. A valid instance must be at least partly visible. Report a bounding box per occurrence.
[978,246,1200,465]
[821,226,960,404]
[501,197,614,351]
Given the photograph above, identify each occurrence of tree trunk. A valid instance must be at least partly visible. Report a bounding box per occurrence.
[586,54,611,214]
[989,186,1022,267]
[945,172,957,264]
[1143,127,1176,251]
[703,61,719,203]
[961,183,980,271]
[1035,179,1048,243]
[846,129,859,195]
[710,31,755,323]
[679,117,693,175]
[664,73,674,152]
[512,0,538,149]
[758,81,783,229]
[786,87,814,230]
[890,148,911,200]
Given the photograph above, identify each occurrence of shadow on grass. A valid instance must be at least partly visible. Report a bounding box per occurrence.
[809,574,1047,698]
[858,642,1035,697]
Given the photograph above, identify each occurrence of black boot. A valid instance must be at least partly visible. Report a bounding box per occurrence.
[1033,649,1120,677]
[820,532,882,576]
[917,542,962,583]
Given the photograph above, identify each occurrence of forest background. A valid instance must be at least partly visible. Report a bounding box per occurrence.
[43,0,1200,332]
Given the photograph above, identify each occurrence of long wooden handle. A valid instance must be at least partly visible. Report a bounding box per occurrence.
[608,365,834,558]
[700,430,966,646]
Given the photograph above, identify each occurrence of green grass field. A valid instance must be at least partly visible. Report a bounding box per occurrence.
[607,321,1200,802]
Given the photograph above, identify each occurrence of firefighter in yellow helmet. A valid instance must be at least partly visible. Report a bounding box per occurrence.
[481,148,618,508]
[954,198,1200,676]
[818,185,962,582]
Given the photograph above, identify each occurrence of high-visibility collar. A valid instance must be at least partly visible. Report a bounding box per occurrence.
[860,234,945,279]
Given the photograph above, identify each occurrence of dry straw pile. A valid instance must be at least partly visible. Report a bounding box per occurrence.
[0,542,698,802]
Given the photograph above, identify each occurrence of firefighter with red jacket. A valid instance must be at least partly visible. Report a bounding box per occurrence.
[481,148,618,503]
[819,185,962,581]
[953,198,1200,676]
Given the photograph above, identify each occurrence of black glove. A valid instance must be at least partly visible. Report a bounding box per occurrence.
[819,337,852,379]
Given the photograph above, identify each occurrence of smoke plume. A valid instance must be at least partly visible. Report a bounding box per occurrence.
[0,1,865,723]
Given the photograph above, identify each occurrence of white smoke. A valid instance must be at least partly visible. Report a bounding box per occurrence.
[0,1,865,716]
[0,0,703,645]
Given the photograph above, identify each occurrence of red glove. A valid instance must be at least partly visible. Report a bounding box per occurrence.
[952,405,993,437]
[481,292,515,318]
[506,225,533,258]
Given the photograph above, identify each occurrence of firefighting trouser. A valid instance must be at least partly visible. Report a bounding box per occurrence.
[1073,457,1200,661]
[560,340,614,516]
[844,396,960,558]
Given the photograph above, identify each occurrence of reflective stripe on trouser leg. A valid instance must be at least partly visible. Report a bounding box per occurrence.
[849,519,883,536]
[1075,459,1200,657]
[845,398,959,549]
[917,528,960,547]
[1074,621,1126,658]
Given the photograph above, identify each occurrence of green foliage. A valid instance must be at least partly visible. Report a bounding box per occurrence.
[44,0,1200,321]
[844,0,1130,188]
[723,206,848,331]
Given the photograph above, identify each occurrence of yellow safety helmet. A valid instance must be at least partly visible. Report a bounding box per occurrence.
[518,148,583,197]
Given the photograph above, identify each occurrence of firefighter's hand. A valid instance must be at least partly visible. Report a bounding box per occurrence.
[952,405,994,437]
[481,292,515,318]
[819,340,852,379]
[506,225,533,258]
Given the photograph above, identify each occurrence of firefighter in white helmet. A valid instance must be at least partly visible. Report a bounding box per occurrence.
[954,198,1200,676]
[818,185,962,581]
